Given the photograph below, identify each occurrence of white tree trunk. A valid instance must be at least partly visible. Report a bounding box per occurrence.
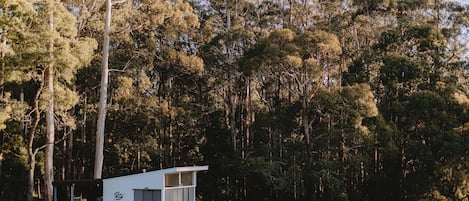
[94,0,111,179]
[44,0,55,200]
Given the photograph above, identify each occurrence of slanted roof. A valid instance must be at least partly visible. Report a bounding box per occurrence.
[158,166,209,174]
[103,165,209,181]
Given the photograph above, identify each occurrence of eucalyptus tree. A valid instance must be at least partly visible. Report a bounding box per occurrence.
[2,0,469,200]
[241,27,342,155]
[238,27,345,200]
[44,0,56,199]
[0,0,96,200]
[75,0,207,175]
[197,1,290,199]
[0,2,45,200]
[200,0,259,154]
[339,0,469,200]
[94,0,110,180]
[0,0,32,128]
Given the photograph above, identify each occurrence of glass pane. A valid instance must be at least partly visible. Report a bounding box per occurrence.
[180,172,193,186]
[165,173,179,187]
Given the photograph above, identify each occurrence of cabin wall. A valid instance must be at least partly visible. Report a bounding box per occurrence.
[101,166,208,201]
[103,173,164,201]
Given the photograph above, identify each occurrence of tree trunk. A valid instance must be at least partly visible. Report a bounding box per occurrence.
[0,22,7,200]
[44,0,55,200]
[244,77,251,150]
[26,72,43,201]
[229,83,237,151]
[66,129,73,180]
[94,0,111,179]
[0,26,6,96]
[0,131,3,198]
[302,96,311,154]
[27,155,36,201]
[401,134,408,200]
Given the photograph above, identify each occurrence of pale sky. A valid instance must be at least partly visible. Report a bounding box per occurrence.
[451,0,468,5]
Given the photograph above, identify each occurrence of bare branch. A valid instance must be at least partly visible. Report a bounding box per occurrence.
[112,0,126,5]
[109,69,126,72]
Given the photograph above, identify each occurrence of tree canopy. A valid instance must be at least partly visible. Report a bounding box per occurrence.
[1,0,469,201]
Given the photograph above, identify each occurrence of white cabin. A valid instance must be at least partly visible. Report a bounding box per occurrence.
[103,166,208,201]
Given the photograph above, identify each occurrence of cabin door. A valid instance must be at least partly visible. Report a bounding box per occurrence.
[134,189,161,201]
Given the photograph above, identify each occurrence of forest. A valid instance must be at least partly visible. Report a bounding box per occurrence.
[1,0,469,200]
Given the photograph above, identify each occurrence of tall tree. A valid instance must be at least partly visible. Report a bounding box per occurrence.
[44,0,56,200]
[94,0,111,180]
[1,0,469,200]
[0,0,96,200]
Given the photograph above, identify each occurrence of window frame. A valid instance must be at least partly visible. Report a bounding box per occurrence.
[164,172,195,189]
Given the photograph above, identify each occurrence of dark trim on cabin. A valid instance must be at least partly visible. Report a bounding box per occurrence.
[52,179,103,201]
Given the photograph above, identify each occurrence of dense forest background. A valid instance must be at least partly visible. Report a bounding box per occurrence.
[2,0,469,200]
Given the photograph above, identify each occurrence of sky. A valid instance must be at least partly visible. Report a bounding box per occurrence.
[452,0,468,5]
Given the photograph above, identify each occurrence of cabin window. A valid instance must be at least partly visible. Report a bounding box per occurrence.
[165,173,180,187]
[165,172,194,187]
[180,172,193,186]
[134,189,161,201]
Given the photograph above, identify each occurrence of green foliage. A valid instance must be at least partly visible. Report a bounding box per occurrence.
[380,55,422,86]
[297,29,342,57]
[0,92,27,130]
[377,29,399,50]
[2,0,469,201]
[161,49,204,75]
